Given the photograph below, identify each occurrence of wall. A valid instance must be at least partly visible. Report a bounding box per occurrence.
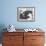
[0,0,46,43]
[0,0,46,29]
[0,0,46,28]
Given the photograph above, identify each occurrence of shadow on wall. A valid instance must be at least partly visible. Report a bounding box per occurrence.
[0,24,7,43]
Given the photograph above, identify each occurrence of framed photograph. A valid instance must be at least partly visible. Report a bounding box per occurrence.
[17,7,35,22]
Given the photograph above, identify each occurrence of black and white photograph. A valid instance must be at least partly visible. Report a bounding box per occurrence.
[17,7,35,22]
